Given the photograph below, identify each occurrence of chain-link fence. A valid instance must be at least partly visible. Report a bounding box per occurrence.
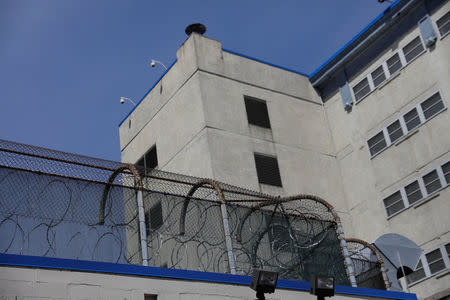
[0,139,387,288]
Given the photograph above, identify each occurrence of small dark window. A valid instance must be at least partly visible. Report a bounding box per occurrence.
[387,53,402,75]
[387,120,403,143]
[422,170,442,195]
[404,108,421,131]
[405,180,423,205]
[254,153,282,187]
[426,249,445,274]
[267,216,292,252]
[368,131,387,157]
[353,77,371,102]
[442,161,450,184]
[146,201,163,234]
[136,145,158,174]
[437,12,450,37]
[145,295,158,300]
[406,260,426,284]
[421,92,444,120]
[244,96,271,128]
[371,65,386,88]
[402,36,424,63]
[383,191,404,217]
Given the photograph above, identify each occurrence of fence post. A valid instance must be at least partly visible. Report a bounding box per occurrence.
[137,190,149,266]
[220,202,236,275]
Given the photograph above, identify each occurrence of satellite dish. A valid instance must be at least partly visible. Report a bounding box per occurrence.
[373,233,422,291]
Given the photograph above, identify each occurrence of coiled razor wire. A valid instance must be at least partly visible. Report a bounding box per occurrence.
[0,139,388,288]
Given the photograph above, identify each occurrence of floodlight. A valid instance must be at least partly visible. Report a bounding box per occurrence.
[150,59,167,70]
[310,275,335,300]
[250,269,278,300]
[120,97,136,106]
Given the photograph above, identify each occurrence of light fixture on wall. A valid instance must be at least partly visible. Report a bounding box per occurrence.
[150,59,167,70]
[120,97,136,106]
[250,269,279,300]
[310,275,335,300]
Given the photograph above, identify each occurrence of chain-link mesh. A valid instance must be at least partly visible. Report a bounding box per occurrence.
[0,139,361,286]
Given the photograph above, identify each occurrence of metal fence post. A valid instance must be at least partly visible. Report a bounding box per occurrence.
[220,203,236,275]
[137,190,149,266]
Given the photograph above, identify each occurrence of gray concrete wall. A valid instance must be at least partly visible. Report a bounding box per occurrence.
[0,266,410,300]
[322,2,450,298]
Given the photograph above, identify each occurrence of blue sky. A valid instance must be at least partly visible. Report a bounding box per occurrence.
[0,0,392,161]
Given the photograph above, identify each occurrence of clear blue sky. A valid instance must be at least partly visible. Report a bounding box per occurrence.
[0,0,392,162]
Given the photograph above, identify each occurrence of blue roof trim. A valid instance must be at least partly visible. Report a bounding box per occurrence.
[118,59,177,127]
[309,0,403,79]
[0,253,417,300]
[222,48,309,77]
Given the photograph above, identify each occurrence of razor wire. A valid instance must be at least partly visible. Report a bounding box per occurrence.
[0,139,384,288]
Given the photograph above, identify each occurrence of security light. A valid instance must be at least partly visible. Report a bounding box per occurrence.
[250,269,278,300]
[310,275,335,300]
[150,59,167,70]
[120,97,136,106]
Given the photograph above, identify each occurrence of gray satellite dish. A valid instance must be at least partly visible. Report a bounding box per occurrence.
[373,233,422,291]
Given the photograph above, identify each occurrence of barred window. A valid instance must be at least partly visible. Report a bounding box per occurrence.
[244,96,271,128]
[422,170,442,194]
[383,191,404,217]
[406,260,426,284]
[368,131,387,157]
[402,37,424,63]
[404,108,421,131]
[387,53,402,75]
[254,153,282,187]
[437,12,450,37]
[421,92,445,120]
[426,249,446,275]
[387,120,403,143]
[404,180,423,205]
[442,161,450,184]
[353,77,371,102]
[371,65,386,88]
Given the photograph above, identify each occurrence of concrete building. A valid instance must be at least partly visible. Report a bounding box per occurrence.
[119,0,450,299]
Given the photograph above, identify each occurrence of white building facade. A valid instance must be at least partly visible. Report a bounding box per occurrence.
[119,1,450,299]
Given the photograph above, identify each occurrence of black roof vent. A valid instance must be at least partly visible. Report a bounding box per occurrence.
[185,23,206,36]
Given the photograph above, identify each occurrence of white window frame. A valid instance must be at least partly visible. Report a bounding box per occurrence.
[350,35,427,105]
[435,11,450,39]
[367,90,446,158]
[382,160,450,219]
[408,242,450,287]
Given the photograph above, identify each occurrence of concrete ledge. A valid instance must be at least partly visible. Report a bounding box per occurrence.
[0,253,417,300]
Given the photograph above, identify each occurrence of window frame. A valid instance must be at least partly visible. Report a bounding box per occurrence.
[382,160,449,219]
[435,11,450,39]
[407,241,450,287]
[244,96,272,129]
[349,35,427,105]
[367,90,446,158]
[135,144,158,174]
[253,153,283,187]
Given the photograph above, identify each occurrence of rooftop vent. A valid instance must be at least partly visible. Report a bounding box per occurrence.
[185,23,206,36]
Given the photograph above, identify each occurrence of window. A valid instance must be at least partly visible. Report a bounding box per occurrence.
[254,153,282,187]
[382,161,449,218]
[386,53,402,75]
[353,78,371,102]
[145,295,158,300]
[402,37,424,64]
[436,11,450,38]
[422,170,442,194]
[426,249,446,275]
[404,108,421,131]
[442,161,450,184]
[367,91,445,158]
[420,92,445,120]
[267,216,292,252]
[368,131,387,157]
[244,96,271,128]
[404,180,423,205]
[383,191,404,217]
[146,201,163,234]
[387,120,403,143]
[371,65,386,88]
[406,260,426,284]
[136,145,158,174]
[407,242,450,286]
